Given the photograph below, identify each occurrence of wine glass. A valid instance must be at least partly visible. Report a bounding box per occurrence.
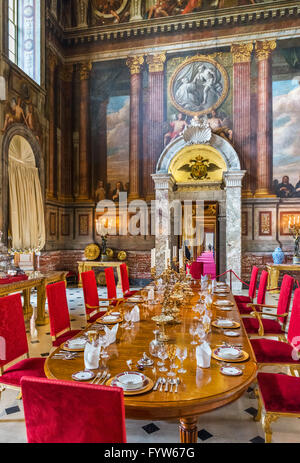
[157,345,168,372]
[189,325,198,345]
[176,347,187,374]
[99,335,109,359]
[167,345,177,377]
[124,311,132,330]
[196,325,206,343]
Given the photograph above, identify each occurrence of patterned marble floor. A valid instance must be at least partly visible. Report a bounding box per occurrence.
[1,286,299,444]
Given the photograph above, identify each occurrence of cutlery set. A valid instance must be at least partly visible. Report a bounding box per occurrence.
[153,377,180,393]
[91,370,111,385]
[52,352,80,360]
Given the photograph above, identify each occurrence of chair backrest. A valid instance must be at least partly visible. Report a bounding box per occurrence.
[0,294,28,369]
[46,281,71,339]
[81,271,99,315]
[287,288,300,345]
[120,264,130,295]
[105,267,117,300]
[190,262,203,280]
[277,274,294,324]
[256,270,269,305]
[248,266,259,300]
[21,377,126,443]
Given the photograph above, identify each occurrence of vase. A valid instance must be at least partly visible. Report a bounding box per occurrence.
[272,247,284,265]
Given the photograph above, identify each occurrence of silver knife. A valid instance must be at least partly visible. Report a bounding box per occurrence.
[100,373,110,385]
[153,377,161,391]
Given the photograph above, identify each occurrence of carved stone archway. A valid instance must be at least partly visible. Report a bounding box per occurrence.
[1,124,45,246]
[152,133,245,291]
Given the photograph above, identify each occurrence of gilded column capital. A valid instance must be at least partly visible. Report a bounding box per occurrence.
[126,55,144,75]
[146,53,166,73]
[231,43,253,64]
[255,40,277,61]
[79,62,92,80]
[59,65,74,82]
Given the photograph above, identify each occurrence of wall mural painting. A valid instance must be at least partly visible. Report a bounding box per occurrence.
[165,54,233,147]
[106,95,130,199]
[144,0,266,19]
[273,77,300,198]
[92,0,130,24]
[1,96,42,143]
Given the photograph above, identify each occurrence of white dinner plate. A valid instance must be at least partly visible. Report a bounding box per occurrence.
[215,300,233,306]
[215,347,242,360]
[218,306,232,311]
[66,337,87,348]
[220,366,243,377]
[215,319,235,328]
[102,315,118,322]
[115,371,146,390]
[224,330,240,337]
[72,371,95,382]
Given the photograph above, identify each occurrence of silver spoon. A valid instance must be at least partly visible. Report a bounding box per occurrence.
[175,378,180,393]
[159,377,166,392]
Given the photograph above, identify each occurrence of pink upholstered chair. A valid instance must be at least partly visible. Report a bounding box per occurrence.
[250,287,300,375]
[190,262,203,280]
[120,263,137,298]
[234,266,259,306]
[0,294,46,398]
[242,274,294,338]
[255,372,300,443]
[238,270,269,315]
[21,377,126,443]
[81,271,109,323]
[105,267,124,307]
[46,281,81,347]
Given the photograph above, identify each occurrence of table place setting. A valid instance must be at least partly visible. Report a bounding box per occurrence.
[61,336,87,352]
[224,330,241,337]
[51,351,80,360]
[97,313,123,325]
[212,345,249,363]
[106,371,154,396]
[212,319,240,329]
[153,377,180,393]
[214,299,234,307]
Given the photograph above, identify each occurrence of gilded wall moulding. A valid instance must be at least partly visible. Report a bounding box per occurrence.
[255,40,277,61]
[169,55,229,117]
[126,55,144,75]
[231,43,253,64]
[92,0,129,22]
[146,53,167,73]
[80,62,92,80]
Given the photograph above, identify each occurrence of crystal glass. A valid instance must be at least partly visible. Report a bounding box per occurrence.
[99,335,109,359]
[149,330,162,358]
[189,325,198,345]
[157,345,168,372]
[167,345,177,377]
[124,311,132,330]
[176,347,187,374]
[196,325,206,343]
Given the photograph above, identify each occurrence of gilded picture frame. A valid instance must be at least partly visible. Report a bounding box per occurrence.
[169,55,229,117]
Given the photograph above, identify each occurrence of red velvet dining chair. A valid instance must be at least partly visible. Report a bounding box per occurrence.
[120,263,137,298]
[237,268,267,316]
[0,294,46,400]
[234,266,259,306]
[190,262,203,280]
[81,271,111,323]
[250,288,300,375]
[255,372,300,443]
[242,274,294,338]
[21,376,126,443]
[46,281,81,347]
[105,267,124,308]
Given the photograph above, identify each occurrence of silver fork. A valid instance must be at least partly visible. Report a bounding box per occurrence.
[91,372,101,384]
[95,369,107,384]
[100,373,110,385]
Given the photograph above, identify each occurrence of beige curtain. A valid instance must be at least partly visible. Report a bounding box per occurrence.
[8,136,45,251]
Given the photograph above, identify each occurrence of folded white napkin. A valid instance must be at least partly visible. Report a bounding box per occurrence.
[196,342,212,368]
[104,323,119,345]
[205,294,213,306]
[130,305,140,323]
[148,288,155,301]
[84,340,100,370]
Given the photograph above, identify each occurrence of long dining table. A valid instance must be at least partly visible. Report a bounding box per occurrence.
[45,281,257,443]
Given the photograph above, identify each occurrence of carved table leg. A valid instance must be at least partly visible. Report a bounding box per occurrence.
[179,416,198,443]
[268,267,280,294]
[36,283,48,326]
[22,289,33,320]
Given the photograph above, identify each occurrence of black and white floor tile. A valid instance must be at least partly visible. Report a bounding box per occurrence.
[0,287,299,443]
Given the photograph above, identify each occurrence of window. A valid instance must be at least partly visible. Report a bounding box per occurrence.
[8,0,41,85]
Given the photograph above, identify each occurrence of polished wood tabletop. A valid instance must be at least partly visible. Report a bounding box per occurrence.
[45,282,257,443]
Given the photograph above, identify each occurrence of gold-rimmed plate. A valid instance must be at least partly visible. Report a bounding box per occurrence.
[212,349,249,363]
[96,315,123,325]
[106,375,154,396]
[212,320,240,330]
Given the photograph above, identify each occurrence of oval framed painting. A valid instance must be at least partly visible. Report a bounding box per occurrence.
[92,0,129,19]
[169,55,229,117]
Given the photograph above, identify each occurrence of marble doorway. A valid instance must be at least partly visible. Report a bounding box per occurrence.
[152,130,245,291]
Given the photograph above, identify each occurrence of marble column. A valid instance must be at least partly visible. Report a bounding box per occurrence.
[130,0,143,21]
[47,50,57,199]
[75,0,88,27]
[223,171,246,292]
[231,43,253,197]
[59,65,73,201]
[126,56,144,200]
[79,62,92,200]
[146,53,166,201]
[152,173,175,276]
[255,40,276,198]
